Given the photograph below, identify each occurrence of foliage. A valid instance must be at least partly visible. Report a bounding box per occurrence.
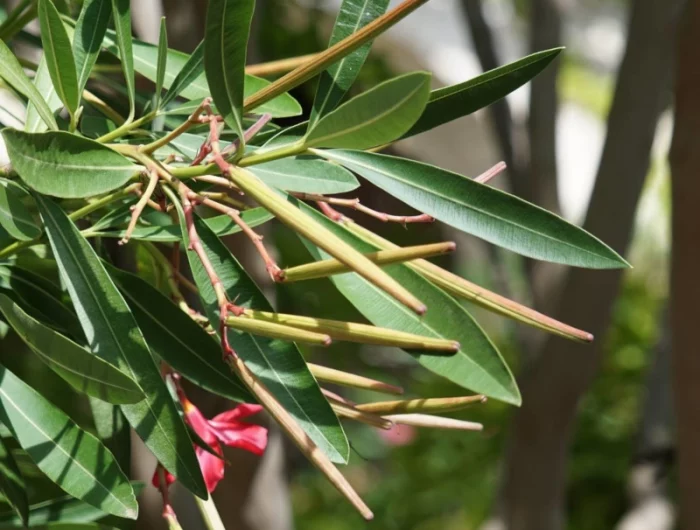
[0,0,627,526]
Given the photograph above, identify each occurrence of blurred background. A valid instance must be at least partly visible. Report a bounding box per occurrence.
[3,0,697,529]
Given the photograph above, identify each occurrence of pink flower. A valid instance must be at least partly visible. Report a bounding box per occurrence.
[153,399,267,493]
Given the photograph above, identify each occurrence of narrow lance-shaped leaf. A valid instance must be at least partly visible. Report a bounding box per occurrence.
[290,197,521,405]
[35,196,207,498]
[204,0,255,141]
[171,197,350,464]
[110,0,135,119]
[107,263,252,403]
[2,130,139,199]
[304,72,431,150]
[0,363,138,518]
[319,150,629,269]
[0,435,28,526]
[0,40,58,130]
[73,0,113,94]
[154,17,168,109]
[161,40,203,108]
[38,0,80,116]
[89,398,131,473]
[0,179,41,241]
[309,0,390,128]
[404,47,564,139]
[25,55,63,133]
[248,157,360,194]
[0,294,144,404]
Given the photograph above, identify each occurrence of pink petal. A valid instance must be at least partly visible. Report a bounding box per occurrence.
[151,466,176,488]
[213,423,268,456]
[196,444,225,493]
[183,399,218,445]
[212,404,263,423]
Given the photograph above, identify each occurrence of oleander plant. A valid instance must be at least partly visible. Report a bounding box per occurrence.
[0,0,628,527]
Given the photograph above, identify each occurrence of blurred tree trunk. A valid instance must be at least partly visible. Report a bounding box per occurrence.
[498,0,682,528]
[669,2,700,526]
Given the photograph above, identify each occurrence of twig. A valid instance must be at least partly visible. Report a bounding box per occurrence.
[120,169,160,245]
[294,193,433,225]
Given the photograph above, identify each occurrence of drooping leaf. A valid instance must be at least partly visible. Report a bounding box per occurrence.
[103,32,301,117]
[73,0,113,95]
[249,157,360,194]
[320,150,629,269]
[2,130,139,199]
[154,17,168,109]
[0,40,58,130]
[95,207,273,242]
[304,72,431,149]
[160,40,203,108]
[0,295,144,404]
[109,0,135,118]
[204,0,255,140]
[89,398,131,473]
[0,179,41,241]
[171,197,349,464]
[0,484,145,528]
[404,48,564,139]
[35,196,207,498]
[107,264,252,403]
[38,0,80,115]
[0,363,138,518]
[291,199,520,404]
[309,0,390,128]
[0,435,28,526]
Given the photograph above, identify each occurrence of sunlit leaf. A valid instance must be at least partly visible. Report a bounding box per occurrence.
[73,0,112,95]
[2,130,139,199]
[24,56,63,133]
[154,17,167,109]
[160,40,203,108]
[249,157,360,194]
[109,0,135,118]
[320,150,629,269]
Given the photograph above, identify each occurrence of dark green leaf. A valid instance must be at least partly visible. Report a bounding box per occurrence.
[0,484,145,528]
[160,40,203,108]
[304,72,431,149]
[0,435,28,526]
[89,399,131,473]
[291,198,521,404]
[35,196,207,498]
[2,130,139,199]
[0,179,41,241]
[0,363,138,518]
[38,0,80,115]
[249,157,359,194]
[73,0,112,95]
[171,197,349,464]
[309,0,390,128]
[405,48,564,138]
[204,0,255,140]
[321,150,629,269]
[110,0,135,117]
[0,294,144,404]
[96,207,273,242]
[154,17,168,109]
[0,40,57,130]
[108,264,252,403]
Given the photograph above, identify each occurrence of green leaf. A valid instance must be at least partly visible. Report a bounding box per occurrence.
[89,399,131,473]
[204,0,255,140]
[0,484,145,528]
[291,198,520,404]
[23,524,118,529]
[38,0,80,116]
[2,130,139,199]
[309,0,390,129]
[154,17,168,109]
[405,48,564,139]
[35,196,207,498]
[249,157,359,194]
[0,40,58,130]
[0,178,41,241]
[304,72,431,149]
[0,435,28,526]
[103,32,302,117]
[320,150,629,269]
[96,207,273,242]
[0,363,138,518]
[171,198,349,464]
[108,264,252,403]
[160,40,203,108]
[25,56,64,133]
[73,0,112,95]
[0,294,144,404]
[110,0,135,118]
